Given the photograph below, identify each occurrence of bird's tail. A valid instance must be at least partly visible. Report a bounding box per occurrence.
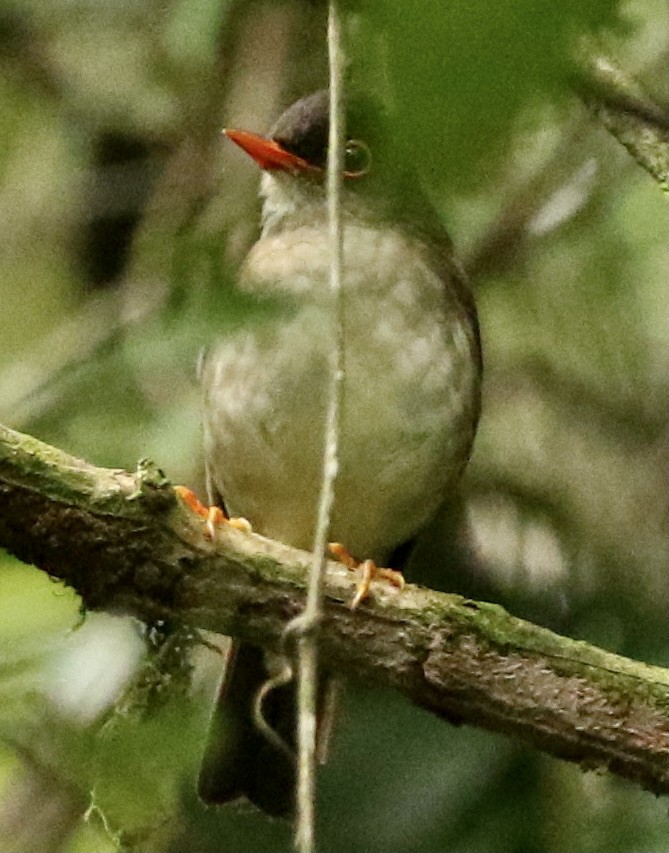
[198,642,296,816]
[197,641,336,817]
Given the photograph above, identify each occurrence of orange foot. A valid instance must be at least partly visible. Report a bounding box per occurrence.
[328,543,405,610]
[174,486,252,539]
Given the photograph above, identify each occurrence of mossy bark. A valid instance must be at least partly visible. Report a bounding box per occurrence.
[1,422,667,795]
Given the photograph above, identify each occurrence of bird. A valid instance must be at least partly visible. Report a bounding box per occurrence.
[185,89,482,817]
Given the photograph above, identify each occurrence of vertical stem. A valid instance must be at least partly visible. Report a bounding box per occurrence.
[294,3,345,852]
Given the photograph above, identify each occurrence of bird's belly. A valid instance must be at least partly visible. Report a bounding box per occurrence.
[203,290,477,561]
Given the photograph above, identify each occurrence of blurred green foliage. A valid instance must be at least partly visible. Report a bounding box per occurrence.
[0,0,667,851]
[357,0,625,190]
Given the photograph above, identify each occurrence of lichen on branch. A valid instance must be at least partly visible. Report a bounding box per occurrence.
[0,422,667,796]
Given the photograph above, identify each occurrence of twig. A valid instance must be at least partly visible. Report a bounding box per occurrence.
[573,54,669,191]
[464,119,593,280]
[293,5,346,852]
[0,422,668,796]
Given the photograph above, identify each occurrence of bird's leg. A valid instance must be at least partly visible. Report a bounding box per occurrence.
[174,486,252,539]
[328,543,405,609]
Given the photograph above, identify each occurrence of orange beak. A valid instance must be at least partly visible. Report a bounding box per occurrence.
[223,129,316,173]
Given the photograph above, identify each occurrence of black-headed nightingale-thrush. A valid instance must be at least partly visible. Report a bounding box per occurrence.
[189,90,482,817]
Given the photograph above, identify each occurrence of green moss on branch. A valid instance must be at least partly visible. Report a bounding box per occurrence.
[1,422,667,795]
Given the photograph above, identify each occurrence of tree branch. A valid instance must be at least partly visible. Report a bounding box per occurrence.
[573,54,669,191]
[0,422,667,796]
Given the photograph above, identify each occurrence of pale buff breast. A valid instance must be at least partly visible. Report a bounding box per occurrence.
[202,222,479,561]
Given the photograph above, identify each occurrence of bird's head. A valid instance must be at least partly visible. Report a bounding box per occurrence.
[225,90,374,179]
[223,90,416,233]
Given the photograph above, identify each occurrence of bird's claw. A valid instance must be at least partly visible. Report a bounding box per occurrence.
[174,486,252,538]
[328,543,405,609]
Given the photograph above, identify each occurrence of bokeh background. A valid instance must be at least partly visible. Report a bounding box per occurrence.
[0,1,667,851]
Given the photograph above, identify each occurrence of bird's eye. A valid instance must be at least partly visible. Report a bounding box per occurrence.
[344,139,371,177]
